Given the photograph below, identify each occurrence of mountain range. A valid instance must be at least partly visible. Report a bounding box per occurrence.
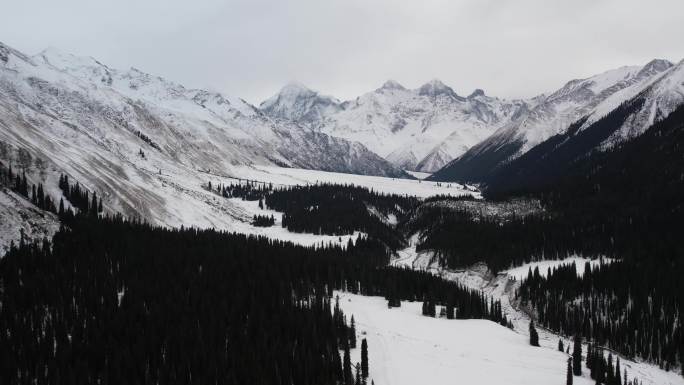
[1,40,683,232]
[0,40,410,237]
[260,58,683,177]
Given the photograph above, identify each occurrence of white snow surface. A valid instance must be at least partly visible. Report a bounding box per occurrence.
[403,170,432,179]
[337,291,594,385]
[225,165,480,198]
[503,256,614,281]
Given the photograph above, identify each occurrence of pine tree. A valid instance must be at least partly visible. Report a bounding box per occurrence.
[355,363,361,385]
[615,357,622,385]
[446,299,454,319]
[343,341,353,385]
[361,338,368,379]
[529,320,540,346]
[573,335,582,376]
[350,316,357,349]
[567,358,574,385]
[607,353,614,384]
[559,339,564,352]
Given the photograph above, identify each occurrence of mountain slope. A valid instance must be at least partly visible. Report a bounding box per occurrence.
[0,41,410,230]
[430,59,676,182]
[261,80,528,172]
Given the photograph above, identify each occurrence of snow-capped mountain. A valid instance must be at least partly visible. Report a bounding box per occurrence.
[0,41,409,230]
[430,58,678,182]
[260,82,342,124]
[261,80,528,172]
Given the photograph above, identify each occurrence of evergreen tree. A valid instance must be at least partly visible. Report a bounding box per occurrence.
[567,358,574,385]
[350,316,357,349]
[559,339,564,352]
[573,335,582,376]
[343,342,353,385]
[529,320,540,346]
[361,338,369,380]
[616,357,622,385]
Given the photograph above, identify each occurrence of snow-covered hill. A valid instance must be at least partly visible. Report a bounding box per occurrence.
[261,80,528,172]
[431,58,679,182]
[0,41,420,238]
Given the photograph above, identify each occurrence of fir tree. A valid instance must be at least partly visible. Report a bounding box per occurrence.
[573,335,582,376]
[559,339,564,352]
[567,358,574,385]
[343,341,353,385]
[361,338,369,379]
[529,320,540,346]
[350,316,357,349]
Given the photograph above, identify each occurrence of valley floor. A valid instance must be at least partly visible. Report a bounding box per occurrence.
[337,291,593,385]
[387,243,684,385]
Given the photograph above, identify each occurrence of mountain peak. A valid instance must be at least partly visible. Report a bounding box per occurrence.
[279,81,315,95]
[378,80,406,91]
[37,46,105,71]
[468,89,486,98]
[260,82,341,122]
[637,58,674,77]
[418,79,462,100]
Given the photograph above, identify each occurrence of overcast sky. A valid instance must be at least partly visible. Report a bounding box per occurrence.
[2,0,683,104]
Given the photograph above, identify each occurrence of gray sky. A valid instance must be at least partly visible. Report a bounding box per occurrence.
[2,0,683,104]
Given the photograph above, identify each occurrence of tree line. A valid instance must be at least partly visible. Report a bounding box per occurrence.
[518,261,683,374]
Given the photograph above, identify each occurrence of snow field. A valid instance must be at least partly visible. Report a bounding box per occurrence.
[225,165,480,199]
[336,291,594,385]
[389,246,684,385]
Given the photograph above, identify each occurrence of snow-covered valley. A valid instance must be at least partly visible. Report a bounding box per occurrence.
[385,242,684,385]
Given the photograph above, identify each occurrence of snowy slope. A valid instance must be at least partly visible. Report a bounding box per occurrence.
[261,80,528,172]
[584,59,684,146]
[0,41,420,245]
[0,187,60,255]
[430,59,676,182]
[337,292,595,385]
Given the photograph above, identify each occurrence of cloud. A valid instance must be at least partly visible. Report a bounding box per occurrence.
[2,0,683,104]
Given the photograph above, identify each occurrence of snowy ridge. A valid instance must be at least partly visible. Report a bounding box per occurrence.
[261,80,528,172]
[430,58,679,182]
[585,59,684,146]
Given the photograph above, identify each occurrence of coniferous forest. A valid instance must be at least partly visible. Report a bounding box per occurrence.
[0,210,506,384]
